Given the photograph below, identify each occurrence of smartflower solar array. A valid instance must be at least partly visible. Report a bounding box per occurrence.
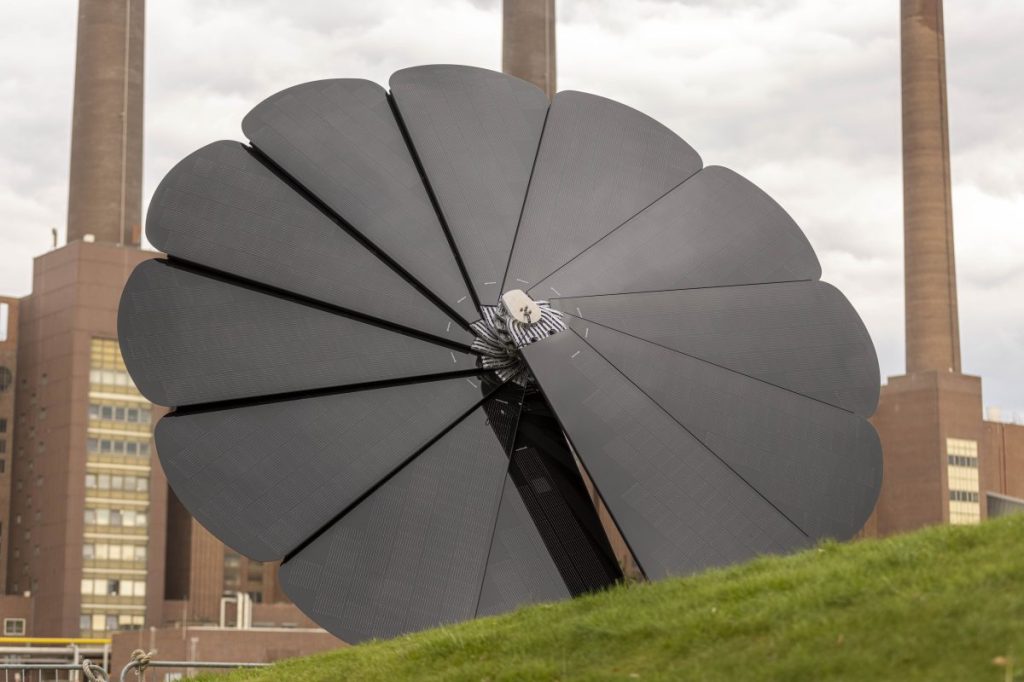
[117,65,883,643]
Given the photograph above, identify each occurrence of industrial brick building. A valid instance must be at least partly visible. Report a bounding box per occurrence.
[859,0,1024,537]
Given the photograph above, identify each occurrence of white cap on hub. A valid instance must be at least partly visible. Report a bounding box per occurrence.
[501,289,541,326]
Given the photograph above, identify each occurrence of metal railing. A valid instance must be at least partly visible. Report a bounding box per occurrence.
[119,659,270,681]
[0,658,270,682]
[0,660,107,682]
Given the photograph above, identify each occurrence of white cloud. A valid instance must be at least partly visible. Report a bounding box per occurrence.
[0,0,1021,415]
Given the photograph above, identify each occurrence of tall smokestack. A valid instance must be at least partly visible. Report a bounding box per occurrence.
[66,0,145,246]
[502,0,556,99]
[901,0,960,373]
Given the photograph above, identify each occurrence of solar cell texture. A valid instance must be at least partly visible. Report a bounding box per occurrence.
[147,140,472,345]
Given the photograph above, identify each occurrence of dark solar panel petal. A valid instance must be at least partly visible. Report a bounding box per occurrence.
[553,281,879,416]
[534,167,820,300]
[390,66,548,306]
[241,79,477,324]
[476,475,571,617]
[280,400,517,643]
[155,375,498,561]
[477,393,622,617]
[503,91,702,292]
[569,318,882,541]
[522,332,810,581]
[118,260,478,407]
[146,141,473,345]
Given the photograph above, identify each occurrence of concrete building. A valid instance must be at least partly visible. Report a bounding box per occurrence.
[863,0,1024,537]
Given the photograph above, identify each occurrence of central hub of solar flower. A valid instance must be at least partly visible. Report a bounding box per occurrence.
[471,289,567,386]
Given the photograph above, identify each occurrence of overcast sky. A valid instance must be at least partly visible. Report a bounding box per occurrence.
[1,0,1022,418]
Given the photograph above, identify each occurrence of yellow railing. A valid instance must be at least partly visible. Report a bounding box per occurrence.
[0,637,111,645]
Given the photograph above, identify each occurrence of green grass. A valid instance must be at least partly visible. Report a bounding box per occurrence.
[197,515,1024,681]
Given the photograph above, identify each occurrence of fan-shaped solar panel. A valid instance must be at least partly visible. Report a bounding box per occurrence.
[120,64,883,643]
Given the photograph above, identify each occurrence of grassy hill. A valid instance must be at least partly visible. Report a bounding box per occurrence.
[198,515,1024,681]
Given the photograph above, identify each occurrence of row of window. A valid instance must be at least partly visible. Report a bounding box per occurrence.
[83,542,148,561]
[89,369,137,390]
[87,438,151,457]
[947,455,978,468]
[85,472,149,492]
[81,578,146,597]
[89,403,152,424]
[946,438,978,457]
[80,613,144,632]
[84,508,148,527]
[949,490,980,503]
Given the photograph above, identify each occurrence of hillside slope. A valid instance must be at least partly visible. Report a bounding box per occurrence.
[199,515,1024,681]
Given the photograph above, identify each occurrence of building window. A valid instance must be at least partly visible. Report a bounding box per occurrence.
[86,437,150,457]
[0,367,12,393]
[79,614,91,632]
[0,417,6,432]
[85,542,147,562]
[80,578,145,597]
[0,439,6,454]
[3,618,26,636]
[88,403,151,425]
[84,507,148,527]
[84,473,148,492]
[0,459,5,474]
[947,438,980,525]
